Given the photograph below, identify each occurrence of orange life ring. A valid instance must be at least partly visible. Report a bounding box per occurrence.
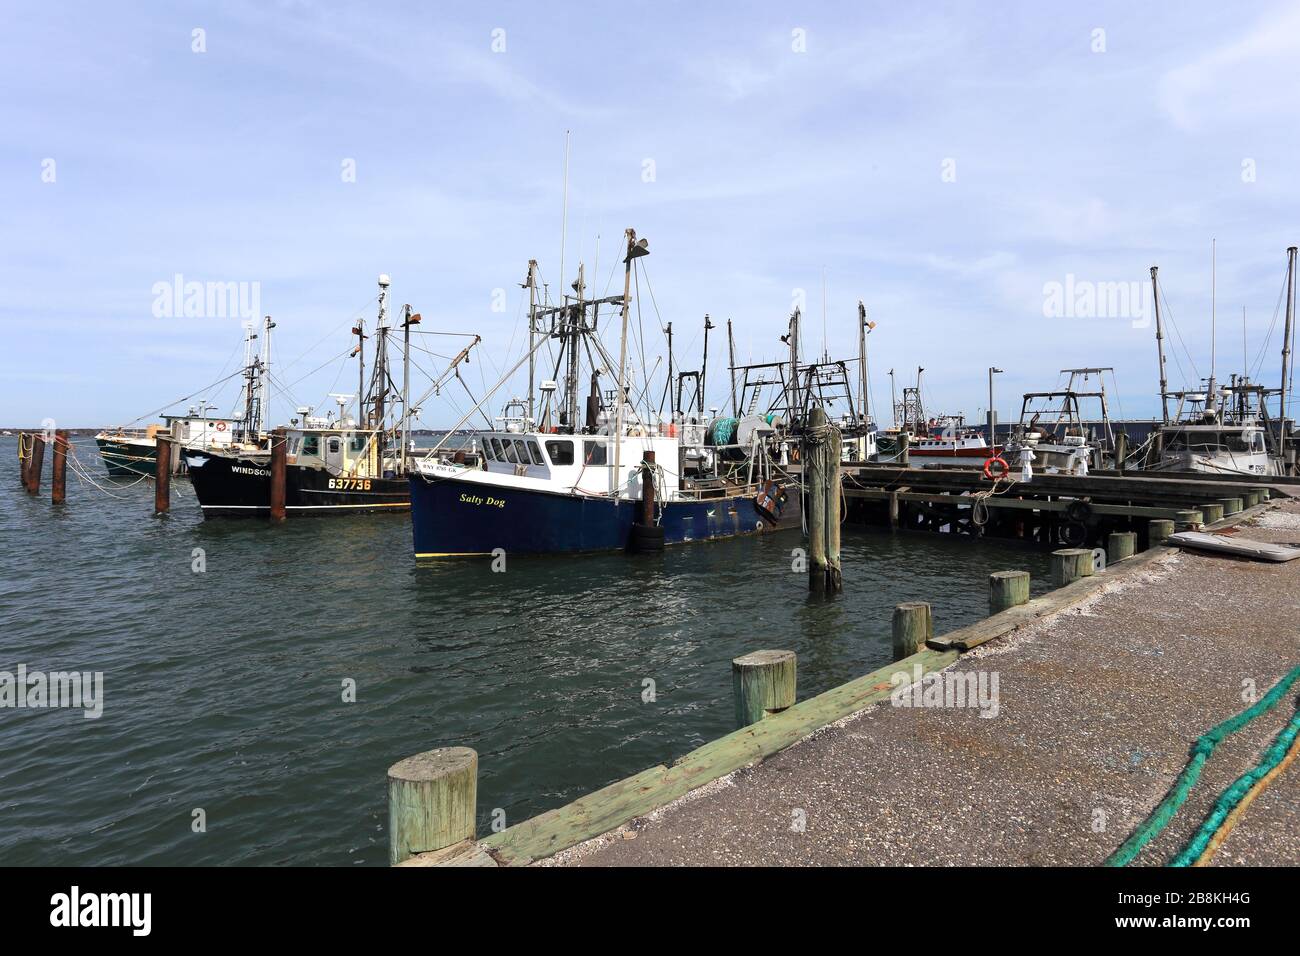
[983,455,1009,480]
[215,421,227,431]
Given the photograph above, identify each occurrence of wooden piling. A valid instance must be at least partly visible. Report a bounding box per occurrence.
[1198,502,1224,523]
[18,432,30,489]
[1114,430,1127,474]
[988,570,1030,615]
[806,407,840,592]
[898,431,910,467]
[1175,509,1203,530]
[387,747,478,866]
[51,430,69,504]
[892,602,933,660]
[269,426,287,522]
[26,434,46,495]
[1250,486,1271,502]
[153,430,171,515]
[1147,518,1175,547]
[1242,490,1261,508]
[732,650,797,728]
[640,450,656,525]
[1051,548,1093,586]
[1216,496,1243,516]
[826,424,842,592]
[1108,530,1136,563]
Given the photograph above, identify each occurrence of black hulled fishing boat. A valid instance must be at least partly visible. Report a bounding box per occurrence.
[186,275,478,517]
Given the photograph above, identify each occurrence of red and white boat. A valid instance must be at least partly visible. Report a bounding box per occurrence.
[907,417,1001,468]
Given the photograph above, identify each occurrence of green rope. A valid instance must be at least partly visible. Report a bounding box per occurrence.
[1169,705,1300,866]
[1104,665,1300,867]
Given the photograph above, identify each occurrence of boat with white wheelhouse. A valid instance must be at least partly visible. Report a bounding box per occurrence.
[409,231,802,557]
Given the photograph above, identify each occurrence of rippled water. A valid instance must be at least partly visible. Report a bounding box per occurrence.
[0,435,1051,865]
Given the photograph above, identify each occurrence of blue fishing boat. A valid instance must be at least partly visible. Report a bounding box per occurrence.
[408,230,802,557]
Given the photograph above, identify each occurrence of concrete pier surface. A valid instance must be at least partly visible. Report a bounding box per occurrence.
[552,500,1300,867]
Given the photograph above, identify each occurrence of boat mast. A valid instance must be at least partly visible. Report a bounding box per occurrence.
[857,300,870,423]
[1209,239,1217,418]
[613,228,649,498]
[701,314,714,417]
[400,303,420,471]
[1282,246,1297,460]
[524,259,538,426]
[727,318,737,417]
[374,275,391,444]
[785,308,801,419]
[1151,265,1170,424]
[351,318,366,427]
[258,314,274,435]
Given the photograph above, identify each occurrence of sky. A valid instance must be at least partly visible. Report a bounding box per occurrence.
[2,0,1299,428]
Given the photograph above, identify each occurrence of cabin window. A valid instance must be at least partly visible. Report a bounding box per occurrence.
[350,436,367,453]
[510,439,531,464]
[301,435,321,456]
[503,440,520,464]
[481,440,495,461]
[490,438,506,460]
[583,440,608,466]
[328,438,341,455]
[527,441,545,465]
[545,440,574,465]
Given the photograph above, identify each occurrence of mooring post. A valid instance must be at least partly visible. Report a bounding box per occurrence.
[153,430,172,515]
[1108,530,1136,563]
[1242,490,1261,509]
[732,650,797,728]
[18,432,30,489]
[269,427,287,522]
[1147,518,1176,547]
[1114,430,1127,475]
[826,423,842,592]
[807,407,828,592]
[51,430,69,505]
[387,747,478,866]
[1198,502,1224,524]
[888,489,900,530]
[988,570,1030,615]
[1175,509,1202,530]
[892,602,932,660]
[1216,496,1243,516]
[26,434,45,495]
[1250,486,1271,502]
[1051,548,1093,586]
[898,431,910,467]
[640,449,656,525]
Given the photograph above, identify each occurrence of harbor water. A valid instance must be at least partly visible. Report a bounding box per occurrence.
[0,436,1051,865]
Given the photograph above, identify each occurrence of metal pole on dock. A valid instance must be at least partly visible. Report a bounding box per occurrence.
[892,602,932,660]
[387,747,478,866]
[732,650,797,728]
[51,430,69,504]
[989,570,1030,614]
[269,427,287,522]
[154,430,171,515]
[25,434,45,495]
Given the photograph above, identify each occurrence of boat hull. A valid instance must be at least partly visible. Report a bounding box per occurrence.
[409,471,801,557]
[186,451,410,517]
[96,437,157,477]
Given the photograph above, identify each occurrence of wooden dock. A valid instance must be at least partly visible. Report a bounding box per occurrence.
[384,483,1296,867]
